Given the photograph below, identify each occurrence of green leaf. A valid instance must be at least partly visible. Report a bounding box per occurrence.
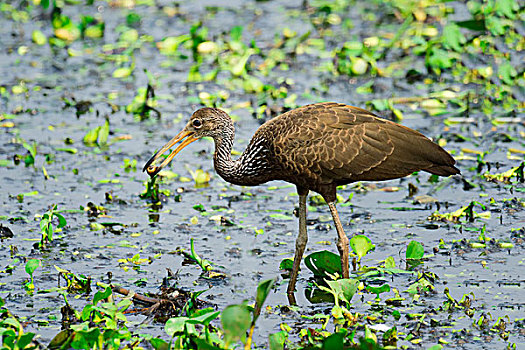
[366,283,391,297]
[48,329,73,349]
[349,235,375,261]
[304,250,342,277]
[322,332,344,350]
[406,241,424,259]
[22,141,37,158]
[149,338,170,350]
[25,259,40,277]
[55,147,78,154]
[454,19,486,31]
[498,61,517,85]
[186,310,220,325]
[253,279,275,322]
[113,67,132,78]
[427,345,443,350]
[221,304,251,344]
[55,213,67,229]
[486,16,506,36]
[279,258,293,271]
[165,317,189,336]
[93,286,112,306]
[269,331,287,350]
[442,23,465,52]
[230,26,243,41]
[495,0,518,19]
[255,279,274,311]
[384,256,396,269]
[32,30,47,45]
[83,126,100,145]
[98,120,109,145]
[326,279,358,304]
[17,332,36,349]
[427,48,454,69]
[269,213,294,220]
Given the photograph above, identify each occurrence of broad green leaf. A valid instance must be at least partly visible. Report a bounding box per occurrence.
[17,332,36,349]
[221,304,251,344]
[326,279,358,304]
[406,241,424,260]
[165,317,189,336]
[350,235,375,261]
[455,19,486,31]
[304,250,342,277]
[366,283,391,297]
[384,256,396,269]
[253,279,275,322]
[442,23,466,52]
[186,310,220,325]
[495,0,518,19]
[486,16,506,36]
[25,259,40,276]
[498,61,517,85]
[269,331,287,350]
[93,286,112,306]
[55,213,67,229]
[427,48,453,69]
[149,338,170,350]
[321,332,344,350]
[48,329,72,349]
[279,258,293,271]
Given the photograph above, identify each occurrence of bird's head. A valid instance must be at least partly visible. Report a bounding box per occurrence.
[143,107,232,177]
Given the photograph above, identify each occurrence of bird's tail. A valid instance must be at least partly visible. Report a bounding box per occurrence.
[424,164,460,176]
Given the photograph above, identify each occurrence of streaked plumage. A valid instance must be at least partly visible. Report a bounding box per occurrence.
[144,102,459,303]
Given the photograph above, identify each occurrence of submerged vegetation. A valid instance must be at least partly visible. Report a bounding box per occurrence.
[0,0,523,349]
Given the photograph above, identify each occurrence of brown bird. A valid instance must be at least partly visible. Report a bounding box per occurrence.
[144,102,459,303]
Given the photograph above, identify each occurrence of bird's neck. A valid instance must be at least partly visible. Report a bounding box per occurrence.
[213,127,271,186]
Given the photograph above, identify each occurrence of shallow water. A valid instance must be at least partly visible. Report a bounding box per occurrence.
[0,0,524,348]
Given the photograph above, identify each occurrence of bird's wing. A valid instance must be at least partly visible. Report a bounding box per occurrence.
[270,102,457,185]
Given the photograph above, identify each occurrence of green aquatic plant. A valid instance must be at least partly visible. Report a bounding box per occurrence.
[23,259,40,291]
[38,204,67,248]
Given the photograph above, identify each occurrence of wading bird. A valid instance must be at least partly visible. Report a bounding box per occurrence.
[144,102,459,303]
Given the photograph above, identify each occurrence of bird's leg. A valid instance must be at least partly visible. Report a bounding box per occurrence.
[287,192,308,303]
[328,202,350,279]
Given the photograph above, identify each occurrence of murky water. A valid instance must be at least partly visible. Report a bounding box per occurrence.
[0,0,523,348]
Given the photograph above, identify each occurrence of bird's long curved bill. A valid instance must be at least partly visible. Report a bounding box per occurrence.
[143,130,198,177]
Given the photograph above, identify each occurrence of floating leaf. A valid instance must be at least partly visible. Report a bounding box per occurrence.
[32,30,47,45]
[406,241,424,260]
[113,67,132,79]
[350,235,375,261]
[305,250,342,277]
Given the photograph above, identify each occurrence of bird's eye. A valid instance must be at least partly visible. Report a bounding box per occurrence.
[192,119,202,128]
